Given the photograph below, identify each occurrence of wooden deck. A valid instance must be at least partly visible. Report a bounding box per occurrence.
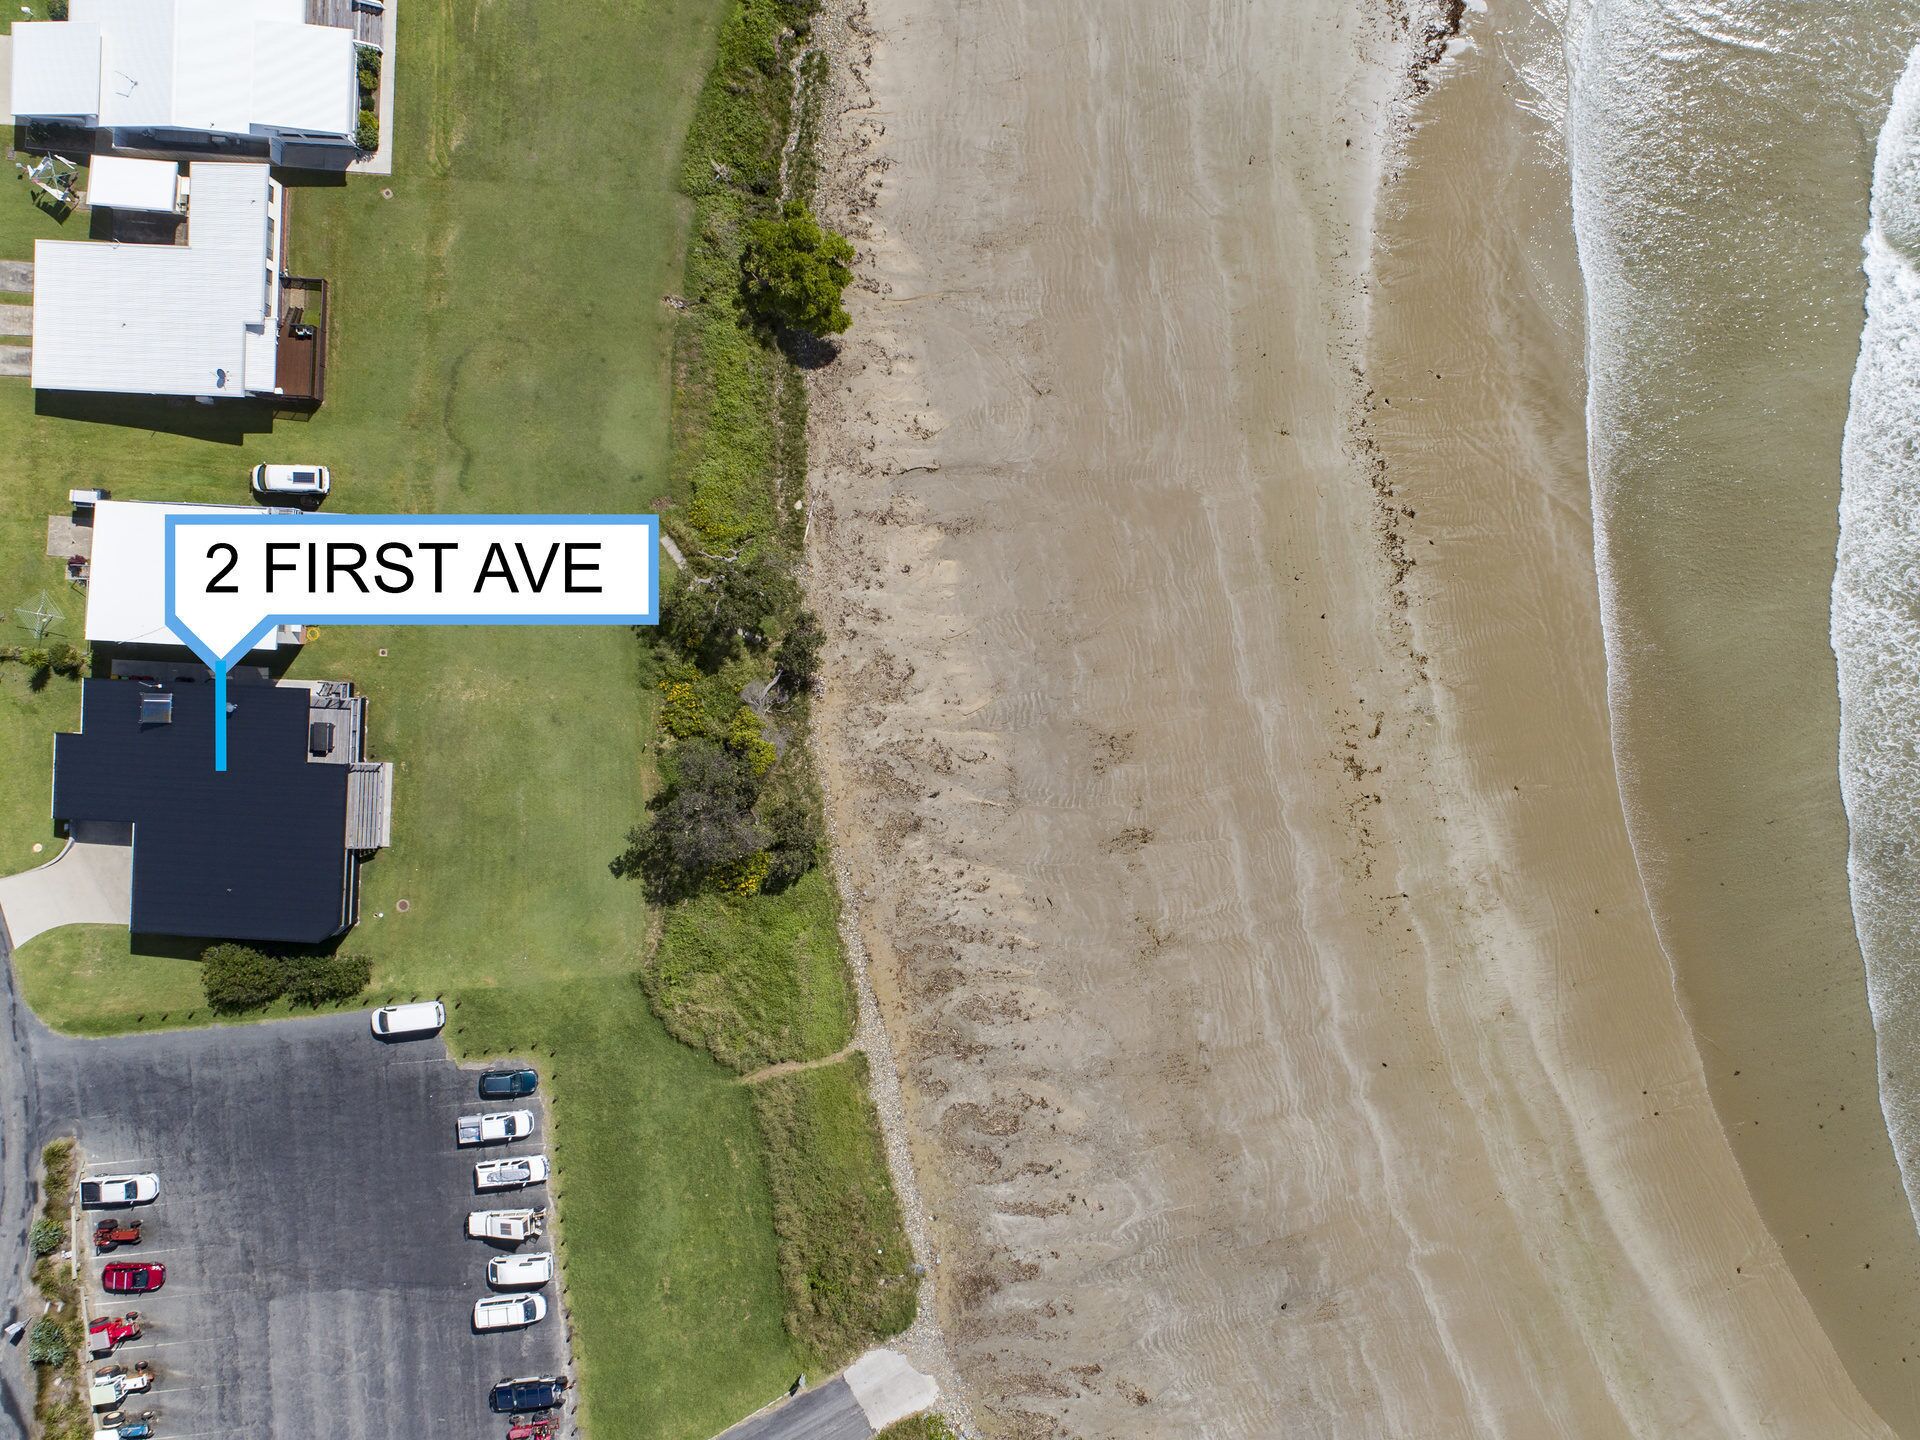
[305,0,383,48]
[275,277,330,406]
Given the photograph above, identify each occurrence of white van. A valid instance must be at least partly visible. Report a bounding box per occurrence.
[370,1001,445,1038]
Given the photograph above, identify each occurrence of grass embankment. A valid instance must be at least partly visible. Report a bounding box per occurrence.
[1,0,818,1431]
[875,1417,959,1440]
[634,0,916,1372]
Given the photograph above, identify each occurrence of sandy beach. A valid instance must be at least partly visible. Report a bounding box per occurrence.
[804,0,1896,1434]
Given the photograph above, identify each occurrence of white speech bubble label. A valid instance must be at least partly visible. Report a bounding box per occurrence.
[164,514,658,770]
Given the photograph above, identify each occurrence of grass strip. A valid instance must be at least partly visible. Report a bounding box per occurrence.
[751,1057,918,1369]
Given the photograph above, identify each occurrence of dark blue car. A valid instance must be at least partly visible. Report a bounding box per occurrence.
[478,1067,539,1100]
[491,1376,567,1413]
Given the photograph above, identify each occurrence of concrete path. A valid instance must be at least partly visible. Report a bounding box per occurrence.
[715,1350,938,1440]
[0,305,28,336]
[0,840,132,946]
[0,262,31,295]
[0,347,28,378]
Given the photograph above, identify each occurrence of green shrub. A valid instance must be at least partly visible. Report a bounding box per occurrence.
[355,111,379,153]
[355,43,382,96]
[728,705,777,778]
[47,0,68,18]
[200,943,283,1013]
[28,1317,67,1367]
[30,1217,63,1257]
[875,1418,957,1440]
[282,953,372,1007]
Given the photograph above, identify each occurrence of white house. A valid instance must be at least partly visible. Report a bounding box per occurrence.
[10,0,361,164]
[31,162,302,400]
[84,499,304,654]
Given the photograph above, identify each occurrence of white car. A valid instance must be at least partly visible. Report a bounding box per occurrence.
[487,1252,555,1289]
[370,1001,445,1039]
[250,463,331,501]
[473,1294,547,1331]
[457,1110,535,1146]
[80,1174,158,1208]
[475,1156,550,1191]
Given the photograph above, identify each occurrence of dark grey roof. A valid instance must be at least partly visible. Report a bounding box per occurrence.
[53,679,350,943]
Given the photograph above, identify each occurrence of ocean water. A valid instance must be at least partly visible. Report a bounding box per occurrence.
[1564,0,1920,1418]
[1838,45,1920,1250]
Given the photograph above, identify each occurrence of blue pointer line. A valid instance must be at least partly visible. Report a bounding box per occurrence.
[213,664,229,772]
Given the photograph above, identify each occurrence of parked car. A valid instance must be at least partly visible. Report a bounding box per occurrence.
[487,1252,554,1289]
[81,1175,158,1208]
[250,463,331,501]
[457,1110,535,1146]
[467,1207,547,1243]
[475,1156,549,1192]
[87,1315,141,1357]
[479,1067,539,1100]
[490,1376,569,1414]
[93,1219,143,1252]
[370,1001,445,1039]
[94,1411,154,1440]
[473,1294,547,1331]
[506,1421,558,1440]
[102,1262,165,1295]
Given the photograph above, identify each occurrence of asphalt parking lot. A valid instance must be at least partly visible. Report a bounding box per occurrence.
[11,997,570,1440]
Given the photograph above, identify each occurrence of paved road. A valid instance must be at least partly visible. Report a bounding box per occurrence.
[719,1379,867,1440]
[0,918,570,1439]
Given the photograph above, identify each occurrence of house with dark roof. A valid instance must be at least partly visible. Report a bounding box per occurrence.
[52,677,392,944]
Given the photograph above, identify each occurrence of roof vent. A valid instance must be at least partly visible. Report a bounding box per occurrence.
[139,693,173,726]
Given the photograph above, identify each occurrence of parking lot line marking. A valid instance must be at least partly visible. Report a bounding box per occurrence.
[80,1158,155,1169]
[115,1338,199,1352]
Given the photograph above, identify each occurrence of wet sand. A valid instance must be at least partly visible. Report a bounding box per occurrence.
[805,0,1893,1433]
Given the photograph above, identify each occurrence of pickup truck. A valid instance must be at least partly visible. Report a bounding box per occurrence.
[468,1207,547,1243]
[458,1110,535,1146]
[80,1175,158,1208]
[475,1156,549,1191]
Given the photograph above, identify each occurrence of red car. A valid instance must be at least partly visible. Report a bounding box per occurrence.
[102,1262,165,1295]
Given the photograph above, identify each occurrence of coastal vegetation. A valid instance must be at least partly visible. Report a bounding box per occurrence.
[630,0,917,1369]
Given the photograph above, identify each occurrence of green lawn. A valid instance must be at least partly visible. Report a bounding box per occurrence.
[0,0,820,1432]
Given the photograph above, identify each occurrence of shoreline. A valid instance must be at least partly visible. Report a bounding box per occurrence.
[804,0,1896,1432]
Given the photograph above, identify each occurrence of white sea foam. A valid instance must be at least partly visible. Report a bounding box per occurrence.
[1835,43,1920,1242]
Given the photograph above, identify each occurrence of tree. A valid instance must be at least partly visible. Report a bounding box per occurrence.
[201,943,284,1013]
[662,552,800,665]
[759,773,824,892]
[774,610,826,693]
[740,201,856,336]
[612,741,767,901]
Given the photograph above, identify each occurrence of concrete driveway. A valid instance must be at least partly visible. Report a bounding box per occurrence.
[0,838,132,945]
[0,920,570,1439]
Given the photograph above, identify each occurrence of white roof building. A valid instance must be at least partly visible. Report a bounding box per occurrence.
[86,155,185,213]
[86,499,300,652]
[10,0,358,153]
[31,162,286,399]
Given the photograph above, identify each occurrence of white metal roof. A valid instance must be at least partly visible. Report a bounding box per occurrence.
[9,22,103,118]
[86,156,182,214]
[31,163,279,398]
[10,0,357,140]
[86,500,285,650]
